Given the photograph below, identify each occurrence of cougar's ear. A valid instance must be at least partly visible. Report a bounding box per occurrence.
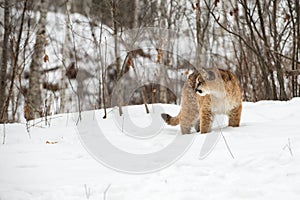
[207,70,215,80]
[187,71,198,87]
[196,75,202,83]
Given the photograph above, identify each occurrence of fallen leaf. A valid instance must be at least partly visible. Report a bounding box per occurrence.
[46,140,58,144]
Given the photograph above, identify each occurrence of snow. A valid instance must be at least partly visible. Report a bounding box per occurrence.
[1,98,300,199]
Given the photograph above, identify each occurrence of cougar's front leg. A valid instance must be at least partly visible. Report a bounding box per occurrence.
[199,108,213,134]
[194,119,200,132]
[228,104,242,127]
[180,123,192,134]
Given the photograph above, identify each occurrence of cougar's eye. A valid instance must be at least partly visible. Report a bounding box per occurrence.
[196,81,202,88]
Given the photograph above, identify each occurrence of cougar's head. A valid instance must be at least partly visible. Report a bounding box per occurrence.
[188,70,216,96]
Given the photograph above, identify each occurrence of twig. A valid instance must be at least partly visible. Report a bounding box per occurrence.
[285,69,300,77]
[103,184,111,200]
[84,184,91,200]
[2,123,6,144]
[122,115,124,133]
[215,116,235,159]
[102,37,108,119]
[27,115,63,129]
[220,129,235,159]
[66,111,69,127]
[130,56,149,114]
[25,121,31,139]
[283,138,293,157]
[24,114,62,135]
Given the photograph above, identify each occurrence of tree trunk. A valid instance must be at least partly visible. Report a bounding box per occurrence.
[272,0,287,100]
[294,1,300,96]
[26,0,48,120]
[110,0,123,115]
[60,0,71,113]
[134,0,139,28]
[195,0,202,65]
[158,0,168,103]
[0,0,10,122]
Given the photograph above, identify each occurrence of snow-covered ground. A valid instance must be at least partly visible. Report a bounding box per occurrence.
[1,99,300,200]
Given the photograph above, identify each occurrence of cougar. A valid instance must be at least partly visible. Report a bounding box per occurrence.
[161,69,242,134]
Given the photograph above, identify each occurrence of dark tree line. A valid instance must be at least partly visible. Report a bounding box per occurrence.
[207,0,300,101]
[0,0,300,123]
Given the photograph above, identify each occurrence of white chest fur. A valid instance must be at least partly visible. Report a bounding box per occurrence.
[198,91,237,115]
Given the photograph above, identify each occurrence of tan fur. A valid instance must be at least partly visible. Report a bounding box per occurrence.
[161,71,200,134]
[162,69,242,134]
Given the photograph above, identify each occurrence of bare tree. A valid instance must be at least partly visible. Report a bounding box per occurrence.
[287,0,300,97]
[1,0,29,122]
[60,0,71,113]
[158,0,168,103]
[109,0,123,115]
[133,0,139,28]
[0,0,10,123]
[205,0,295,100]
[26,0,48,120]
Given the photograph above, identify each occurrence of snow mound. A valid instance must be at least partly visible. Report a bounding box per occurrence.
[0,99,300,199]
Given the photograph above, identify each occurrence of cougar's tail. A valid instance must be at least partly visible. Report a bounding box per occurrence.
[161,112,180,126]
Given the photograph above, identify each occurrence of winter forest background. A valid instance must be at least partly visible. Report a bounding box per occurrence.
[0,0,300,123]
